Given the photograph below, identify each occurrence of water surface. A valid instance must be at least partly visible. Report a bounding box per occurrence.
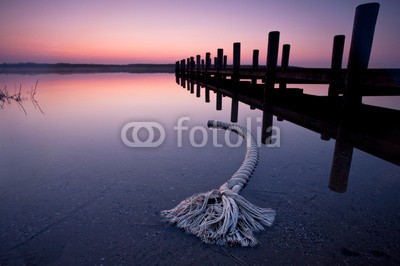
[1,73,399,264]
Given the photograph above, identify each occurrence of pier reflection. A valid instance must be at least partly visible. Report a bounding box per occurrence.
[176,75,400,193]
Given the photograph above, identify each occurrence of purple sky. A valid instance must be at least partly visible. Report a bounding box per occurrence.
[0,0,399,67]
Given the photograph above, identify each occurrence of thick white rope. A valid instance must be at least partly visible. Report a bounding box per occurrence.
[162,120,275,247]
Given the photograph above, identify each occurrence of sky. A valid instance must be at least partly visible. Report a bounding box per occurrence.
[0,0,399,67]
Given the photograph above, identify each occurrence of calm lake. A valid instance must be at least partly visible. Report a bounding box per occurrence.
[1,73,399,264]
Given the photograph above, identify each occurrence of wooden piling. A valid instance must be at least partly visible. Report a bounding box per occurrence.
[205,53,211,69]
[180,59,186,75]
[252,49,259,85]
[196,83,201,97]
[328,35,345,97]
[190,57,195,73]
[216,91,222,110]
[279,44,290,89]
[223,55,227,68]
[344,3,380,109]
[217,49,223,70]
[231,98,239,123]
[265,31,280,99]
[233,42,241,82]
[196,55,201,71]
[205,87,210,103]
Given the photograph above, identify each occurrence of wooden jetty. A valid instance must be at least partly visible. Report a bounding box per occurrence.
[174,3,400,193]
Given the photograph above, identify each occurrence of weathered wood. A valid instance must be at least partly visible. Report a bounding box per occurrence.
[231,98,239,123]
[279,44,290,89]
[206,53,211,69]
[217,49,223,70]
[344,2,380,109]
[196,55,201,70]
[223,55,227,68]
[252,49,259,85]
[328,35,345,97]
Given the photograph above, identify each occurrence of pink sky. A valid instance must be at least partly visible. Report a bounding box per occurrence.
[1,0,399,67]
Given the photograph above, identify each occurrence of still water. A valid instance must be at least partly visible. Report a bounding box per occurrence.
[1,73,399,264]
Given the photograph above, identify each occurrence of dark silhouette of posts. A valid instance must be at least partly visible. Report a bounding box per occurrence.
[223,55,227,68]
[252,49,259,85]
[214,57,217,68]
[279,44,290,90]
[344,3,380,110]
[201,59,204,69]
[328,35,345,98]
[186,58,190,73]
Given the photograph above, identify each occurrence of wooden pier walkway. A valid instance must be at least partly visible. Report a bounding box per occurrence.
[174,3,400,193]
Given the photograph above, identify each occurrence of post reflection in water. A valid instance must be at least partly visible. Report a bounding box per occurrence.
[177,75,400,193]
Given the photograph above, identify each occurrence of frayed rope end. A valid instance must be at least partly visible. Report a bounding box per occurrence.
[161,186,275,247]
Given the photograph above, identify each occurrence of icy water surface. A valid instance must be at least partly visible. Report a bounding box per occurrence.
[1,73,399,264]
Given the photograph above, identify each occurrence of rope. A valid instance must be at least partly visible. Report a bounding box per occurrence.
[161,120,275,247]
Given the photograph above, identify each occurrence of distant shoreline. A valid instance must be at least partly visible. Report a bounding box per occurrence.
[0,63,175,74]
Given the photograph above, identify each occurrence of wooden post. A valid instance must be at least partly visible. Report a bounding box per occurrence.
[344,3,380,110]
[281,44,290,68]
[231,98,239,123]
[196,55,201,71]
[262,105,273,144]
[263,31,279,144]
[217,49,223,70]
[214,57,217,68]
[190,79,194,94]
[190,57,195,74]
[175,61,179,74]
[201,59,205,69]
[205,53,211,69]
[266,31,280,71]
[196,83,201,98]
[181,59,186,75]
[186,58,190,73]
[252,49,259,85]
[223,55,227,68]
[328,35,345,97]
[233,42,241,80]
[216,91,222,110]
[181,77,186,88]
[279,44,290,90]
[265,31,280,101]
[205,87,210,103]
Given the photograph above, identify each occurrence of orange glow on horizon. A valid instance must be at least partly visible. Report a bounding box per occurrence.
[1,1,399,67]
